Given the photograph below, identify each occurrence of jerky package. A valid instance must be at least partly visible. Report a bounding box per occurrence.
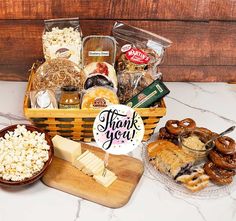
[112,21,172,104]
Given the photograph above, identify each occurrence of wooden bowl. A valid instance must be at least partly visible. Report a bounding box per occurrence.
[0,124,54,187]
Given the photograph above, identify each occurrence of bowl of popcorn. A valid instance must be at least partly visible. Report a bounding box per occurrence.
[178,128,214,161]
[0,124,53,186]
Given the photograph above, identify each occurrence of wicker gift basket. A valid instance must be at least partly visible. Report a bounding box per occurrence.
[24,63,167,142]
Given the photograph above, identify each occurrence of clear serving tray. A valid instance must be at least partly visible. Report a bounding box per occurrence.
[141,134,236,199]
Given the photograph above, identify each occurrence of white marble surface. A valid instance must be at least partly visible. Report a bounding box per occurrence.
[0,81,236,221]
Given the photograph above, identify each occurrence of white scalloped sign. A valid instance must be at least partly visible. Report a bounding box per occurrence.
[93,105,144,155]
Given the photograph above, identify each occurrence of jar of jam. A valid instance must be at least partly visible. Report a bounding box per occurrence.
[59,86,80,109]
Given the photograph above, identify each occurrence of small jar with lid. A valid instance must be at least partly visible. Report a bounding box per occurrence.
[59,86,80,109]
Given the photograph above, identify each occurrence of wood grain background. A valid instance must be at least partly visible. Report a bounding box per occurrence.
[0,0,235,82]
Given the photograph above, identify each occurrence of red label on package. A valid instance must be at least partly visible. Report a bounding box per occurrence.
[125,48,150,64]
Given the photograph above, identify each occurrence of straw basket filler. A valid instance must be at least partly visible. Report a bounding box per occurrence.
[24,63,167,142]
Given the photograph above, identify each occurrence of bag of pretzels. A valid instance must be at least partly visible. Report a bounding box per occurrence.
[112,21,172,104]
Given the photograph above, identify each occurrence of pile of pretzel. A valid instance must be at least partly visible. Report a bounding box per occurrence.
[204,136,236,185]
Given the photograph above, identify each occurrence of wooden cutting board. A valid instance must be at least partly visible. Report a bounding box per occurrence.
[42,143,144,208]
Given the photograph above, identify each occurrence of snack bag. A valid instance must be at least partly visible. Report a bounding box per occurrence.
[42,18,82,66]
[32,58,85,91]
[112,21,172,103]
[30,89,58,109]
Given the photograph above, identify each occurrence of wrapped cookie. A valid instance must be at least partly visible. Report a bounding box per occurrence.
[83,62,118,90]
[112,21,172,103]
[81,87,119,109]
[42,18,82,66]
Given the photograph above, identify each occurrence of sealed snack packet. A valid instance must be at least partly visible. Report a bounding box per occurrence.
[32,58,85,91]
[30,89,58,109]
[112,21,172,103]
[42,18,82,66]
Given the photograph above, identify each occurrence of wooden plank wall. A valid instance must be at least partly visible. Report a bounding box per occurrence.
[0,0,235,82]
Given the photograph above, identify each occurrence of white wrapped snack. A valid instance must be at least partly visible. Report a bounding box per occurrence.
[30,89,58,109]
[42,18,82,66]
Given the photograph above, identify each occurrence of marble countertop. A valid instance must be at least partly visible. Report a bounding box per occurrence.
[0,81,236,221]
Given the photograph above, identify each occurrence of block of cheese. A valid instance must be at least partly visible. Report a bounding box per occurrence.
[52,135,81,163]
[94,169,117,188]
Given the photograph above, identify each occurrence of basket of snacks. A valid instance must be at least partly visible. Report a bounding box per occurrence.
[24,19,172,142]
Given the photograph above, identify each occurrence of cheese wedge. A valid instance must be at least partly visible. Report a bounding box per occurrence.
[94,169,117,188]
[52,135,81,163]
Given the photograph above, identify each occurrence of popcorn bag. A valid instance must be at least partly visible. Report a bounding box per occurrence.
[42,18,82,66]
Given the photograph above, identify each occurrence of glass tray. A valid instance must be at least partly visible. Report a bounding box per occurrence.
[141,136,236,199]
